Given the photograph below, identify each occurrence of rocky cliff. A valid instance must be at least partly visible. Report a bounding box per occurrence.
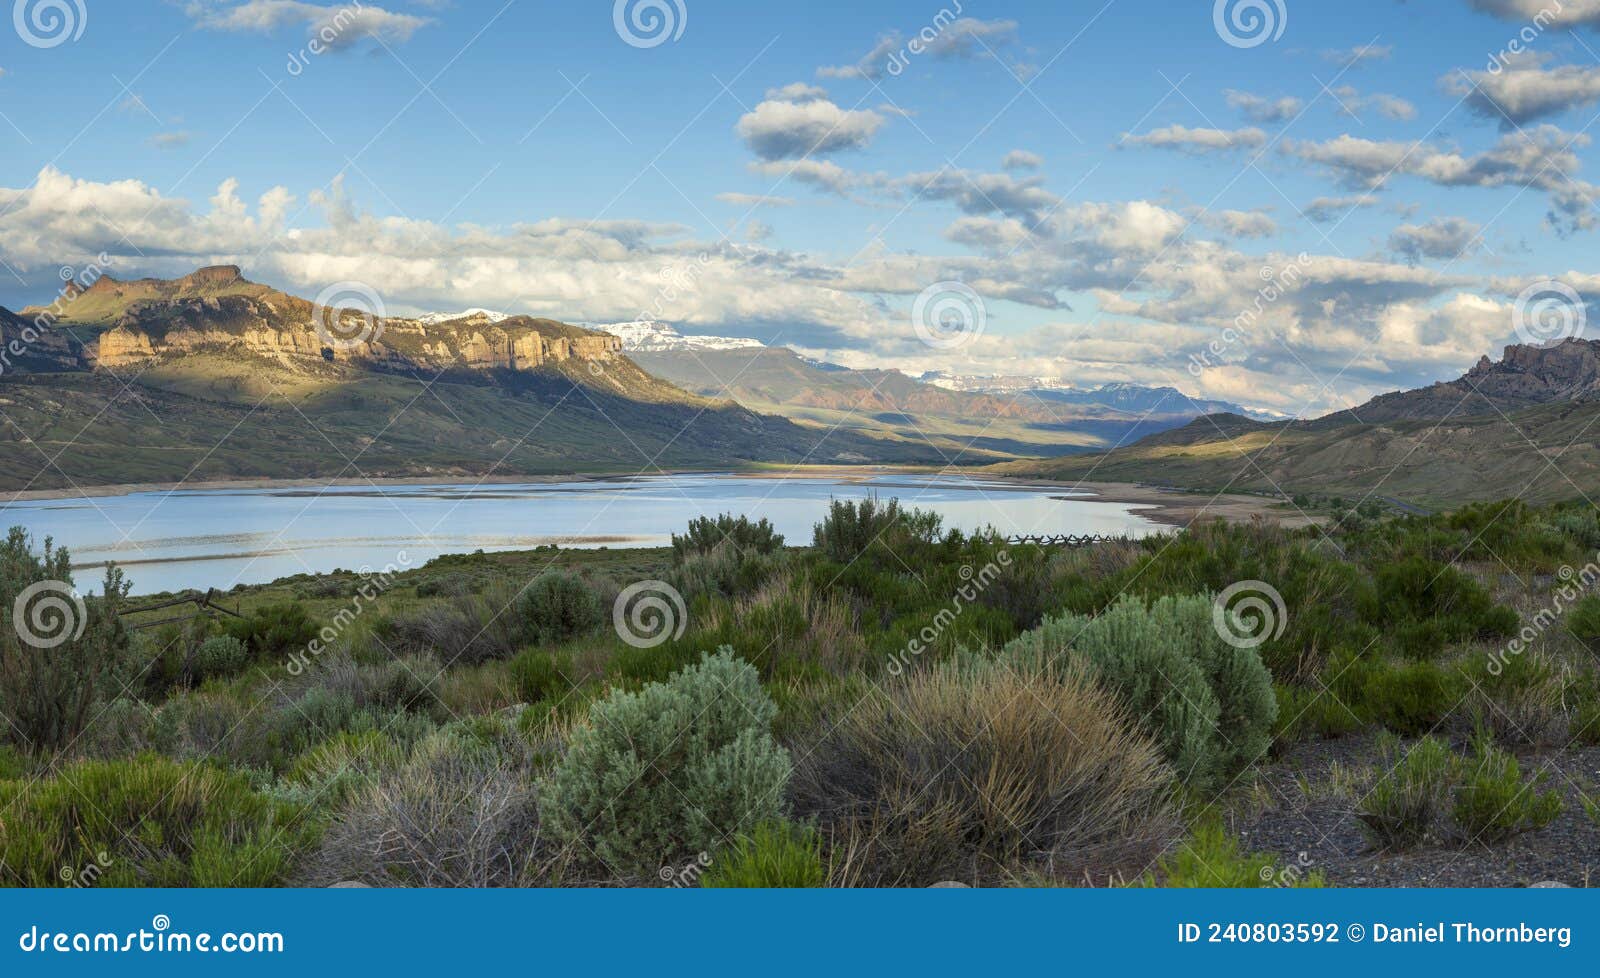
[1330,338,1600,424]
[74,269,622,376]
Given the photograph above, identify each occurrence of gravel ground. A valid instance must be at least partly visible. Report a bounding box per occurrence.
[1233,733,1600,887]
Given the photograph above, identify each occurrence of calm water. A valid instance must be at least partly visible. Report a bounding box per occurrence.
[0,473,1169,595]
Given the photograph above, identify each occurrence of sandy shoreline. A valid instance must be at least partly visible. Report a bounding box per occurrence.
[1,468,1315,528]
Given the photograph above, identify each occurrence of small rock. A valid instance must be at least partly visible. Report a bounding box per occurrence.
[928,881,970,888]
[1529,881,1570,888]
[329,881,371,888]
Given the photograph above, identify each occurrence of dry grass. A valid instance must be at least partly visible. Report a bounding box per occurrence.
[789,659,1176,886]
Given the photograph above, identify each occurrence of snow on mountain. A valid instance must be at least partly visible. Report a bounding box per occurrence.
[591,320,765,353]
[415,308,511,326]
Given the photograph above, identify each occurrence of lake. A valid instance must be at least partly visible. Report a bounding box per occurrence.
[0,473,1170,595]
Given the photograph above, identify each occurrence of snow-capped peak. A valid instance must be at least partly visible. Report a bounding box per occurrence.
[415,308,511,326]
[591,320,764,353]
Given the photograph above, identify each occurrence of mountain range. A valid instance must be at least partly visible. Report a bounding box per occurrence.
[1003,339,1600,507]
[0,268,948,491]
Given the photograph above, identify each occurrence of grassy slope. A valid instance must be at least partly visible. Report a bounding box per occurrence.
[0,353,949,492]
[1000,402,1600,508]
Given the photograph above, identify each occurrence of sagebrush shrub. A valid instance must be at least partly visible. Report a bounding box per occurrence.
[1356,659,1459,736]
[542,649,791,881]
[670,539,782,600]
[789,658,1174,886]
[1003,593,1277,787]
[0,527,132,754]
[0,754,313,886]
[193,635,250,681]
[515,571,602,646]
[672,514,784,561]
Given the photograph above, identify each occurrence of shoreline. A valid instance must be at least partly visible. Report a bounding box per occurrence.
[1,468,1316,528]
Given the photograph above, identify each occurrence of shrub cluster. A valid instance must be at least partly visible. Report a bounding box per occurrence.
[542,650,791,881]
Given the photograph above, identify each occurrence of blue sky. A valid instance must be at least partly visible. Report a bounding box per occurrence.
[2,0,1599,414]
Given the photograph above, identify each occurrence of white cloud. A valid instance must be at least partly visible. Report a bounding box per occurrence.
[1001,149,1044,170]
[1467,0,1600,29]
[715,192,795,208]
[1225,89,1303,124]
[1450,59,1600,126]
[735,97,885,160]
[1304,194,1381,223]
[1203,209,1279,239]
[1388,216,1483,263]
[817,18,1019,80]
[1121,125,1267,153]
[1283,125,1600,233]
[764,82,829,103]
[187,1,430,47]
[148,131,192,149]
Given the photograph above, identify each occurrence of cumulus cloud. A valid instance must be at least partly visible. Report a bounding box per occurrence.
[1203,209,1279,239]
[1225,89,1303,124]
[187,0,431,47]
[735,97,885,160]
[818,35,900,80]
[1450,59,1600,126]
[1388,217,1484,264]
[1467,0,1600,28]
[900,169,1062,227]
[1304,194,1382,223]
[1001,149,1044,170]
[1121,125,1267,153]
[1283,125,1600,233]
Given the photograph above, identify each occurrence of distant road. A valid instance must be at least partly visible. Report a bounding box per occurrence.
[1380,496,1433,516]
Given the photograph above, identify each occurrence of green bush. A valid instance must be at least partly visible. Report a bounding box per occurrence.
[542,649,791,881]
[812,496,943,565]
[1356,659,1460,736]
[0,527,132,754]
[670,539,781,600]
[226,602,317,660]
[510,649,572,704]
[672,514,783,561]
[1567,595,1600,649]
[0,754,314,886]
[192,635,250,681]
[1451,735,1561,844]
[515,571,603,647]
[1360,556,1516,658]
[1003,593,1277,787]
[701,820,826,888]
[1358,735,1454,849]
[1139,821,1323,888]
